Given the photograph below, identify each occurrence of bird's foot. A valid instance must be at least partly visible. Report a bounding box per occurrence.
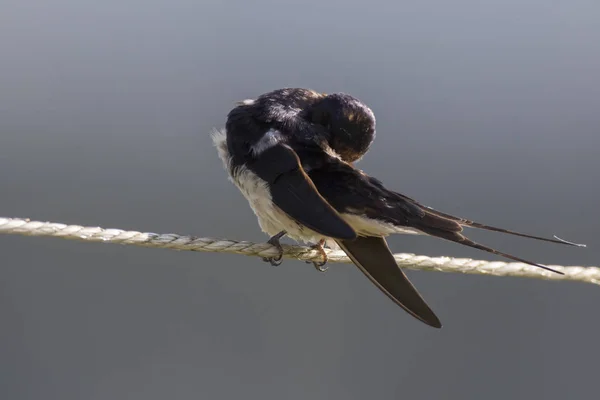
[306,239,329,272]
[262,231,287,266]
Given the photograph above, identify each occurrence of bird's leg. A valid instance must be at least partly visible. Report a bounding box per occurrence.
[262,230,287,266]
[306,238,329,272]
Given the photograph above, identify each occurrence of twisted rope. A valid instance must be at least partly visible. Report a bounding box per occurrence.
[1,217,597,285]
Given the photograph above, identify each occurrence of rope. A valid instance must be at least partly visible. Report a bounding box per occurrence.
[1,217,597,285]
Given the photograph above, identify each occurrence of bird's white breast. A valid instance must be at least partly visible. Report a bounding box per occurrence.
[212,129,327,244]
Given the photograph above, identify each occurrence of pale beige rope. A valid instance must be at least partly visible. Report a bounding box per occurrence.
[1,217,597,285]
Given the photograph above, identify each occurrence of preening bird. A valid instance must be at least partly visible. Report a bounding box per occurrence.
[213,88,584,328]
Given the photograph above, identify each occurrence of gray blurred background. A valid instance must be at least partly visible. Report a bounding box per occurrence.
[1,1,599,399]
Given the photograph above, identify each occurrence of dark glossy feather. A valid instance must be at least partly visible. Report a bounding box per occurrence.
[247,144,356,240]
[306,152,572,274]
[336,236,442,328]
[420,206,585,246]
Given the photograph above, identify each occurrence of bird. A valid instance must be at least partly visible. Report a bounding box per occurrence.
[213,87,585,328]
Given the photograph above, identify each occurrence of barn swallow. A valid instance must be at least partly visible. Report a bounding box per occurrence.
[213,88,585,328]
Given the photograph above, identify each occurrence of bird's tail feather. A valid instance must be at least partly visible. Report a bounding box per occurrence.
[421,207,585,247]
[414,224,564,275]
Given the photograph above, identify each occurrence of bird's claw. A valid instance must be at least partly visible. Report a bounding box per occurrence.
[263,256,283,266]
[310,259,329,272]
[262,231,286,267]
[305,239,329,272]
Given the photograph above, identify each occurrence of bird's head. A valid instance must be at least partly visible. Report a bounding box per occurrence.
[305,93,376,162]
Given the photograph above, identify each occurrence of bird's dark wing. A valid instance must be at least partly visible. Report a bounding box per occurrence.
[308,157,573,274]
[245,144,356,240]
[336,236,442,328]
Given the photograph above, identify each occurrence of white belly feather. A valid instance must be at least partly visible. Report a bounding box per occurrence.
[211,129,423,246]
